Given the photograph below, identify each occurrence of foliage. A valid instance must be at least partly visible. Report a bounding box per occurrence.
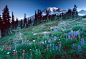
[72,26,83,31]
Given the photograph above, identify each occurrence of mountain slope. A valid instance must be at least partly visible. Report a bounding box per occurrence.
[78,10,86,16]
[42,7,67,16]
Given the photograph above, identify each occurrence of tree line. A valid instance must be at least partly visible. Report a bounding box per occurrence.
[0,5,78,38]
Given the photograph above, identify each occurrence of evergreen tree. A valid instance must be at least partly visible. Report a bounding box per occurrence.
[12,11,15,29]
[15,18,18,29]
[24,13,27,27]
[37,9,40,24]
[20,20,22,29]
[39,10,42,23]
[67,9,72,19]
[46,10,49,22]
[34,10,37,25]
[30,18,32,24]
[0,15,2,29]
[2,5,11,23]
[28,18,30,26]
[72,4,78,18]
[2,5,11,35]
[0,15,2,38]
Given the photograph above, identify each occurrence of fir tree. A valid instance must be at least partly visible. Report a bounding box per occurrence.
[46,9,50,22]
[72,4,78,18]
[2,5,11,35]
[24,13,27,27]
[34,10,37,25]
[15,18,18,29]
[67,9,72,19]
[29,18,32,26]
[20,20,22,29]
[12,11,15,29]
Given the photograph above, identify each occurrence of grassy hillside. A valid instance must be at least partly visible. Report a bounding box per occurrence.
[0,18,86,59]
[0,19,86,45]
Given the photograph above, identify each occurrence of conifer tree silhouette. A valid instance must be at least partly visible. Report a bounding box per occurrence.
[15,18,18,29]
[2,5,11,35]
[24,13,27,27]
[12,11,15,29]
[34,10,37,25]
[21,20,22,29]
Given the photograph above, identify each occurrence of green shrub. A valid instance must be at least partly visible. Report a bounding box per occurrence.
[82,28,86,32]
[72,26,83,31]
[64,30,71,33]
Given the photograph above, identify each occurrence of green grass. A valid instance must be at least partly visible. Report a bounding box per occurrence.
[0,18,86,46]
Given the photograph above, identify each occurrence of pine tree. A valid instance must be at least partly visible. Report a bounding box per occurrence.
[2,5,11,35]
[15,18,18,29]
[34,10,37,25]
[73,4,78,18]
[37,9,40,24]
[40,10,42,23]
[46,10,49,22]
[67,9,72,19]
[0,15,2,29]
[12,11,15,29]
[24,13,27,27]
[29,18,32,26]
[28,18,30,26]
[0,15,2,38]
[2,5,11,23]
[20,20,22,29]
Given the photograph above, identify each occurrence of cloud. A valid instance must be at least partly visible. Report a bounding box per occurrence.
[78,13,86,16]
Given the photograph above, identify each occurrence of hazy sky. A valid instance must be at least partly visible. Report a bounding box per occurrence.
[0,0,86,20]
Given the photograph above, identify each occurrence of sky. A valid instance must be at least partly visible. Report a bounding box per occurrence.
[0,0,86,20]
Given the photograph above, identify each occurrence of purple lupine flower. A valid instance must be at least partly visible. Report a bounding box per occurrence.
[31,53,32,56]
[50,44,52,47]
[47,45,49,48]
[59,44,61,48]
[68,35,71,39]
[72,43,75,47]
[75,38,77,40]
[54,36,57,39]
[53,44,54,47]
[21,41,25,44]
[14,44,19,50]
[82,27,84,29]
[56,46,58,50]
[78,45,82,52]
[39,41,42,44]
[36,49,38,53]
[53,36,57,41]
[45,40,47,43]
[73,31,76,36]
[68,32,70,35]
[81,38,85,46]
[48,39,51,43]
[59,49,60,51]
[70,30,73,36]
[76,30,80,36]
[15,45,16,50]
[53,48,55,50]
[66,38,68,41]
[39,50,40,53]
[53,38,56,41]
[82,35,84,38]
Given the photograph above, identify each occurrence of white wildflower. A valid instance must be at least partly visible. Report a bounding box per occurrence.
[33,40,35,42]
[13,50,15,52]
[7,52,10,54]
